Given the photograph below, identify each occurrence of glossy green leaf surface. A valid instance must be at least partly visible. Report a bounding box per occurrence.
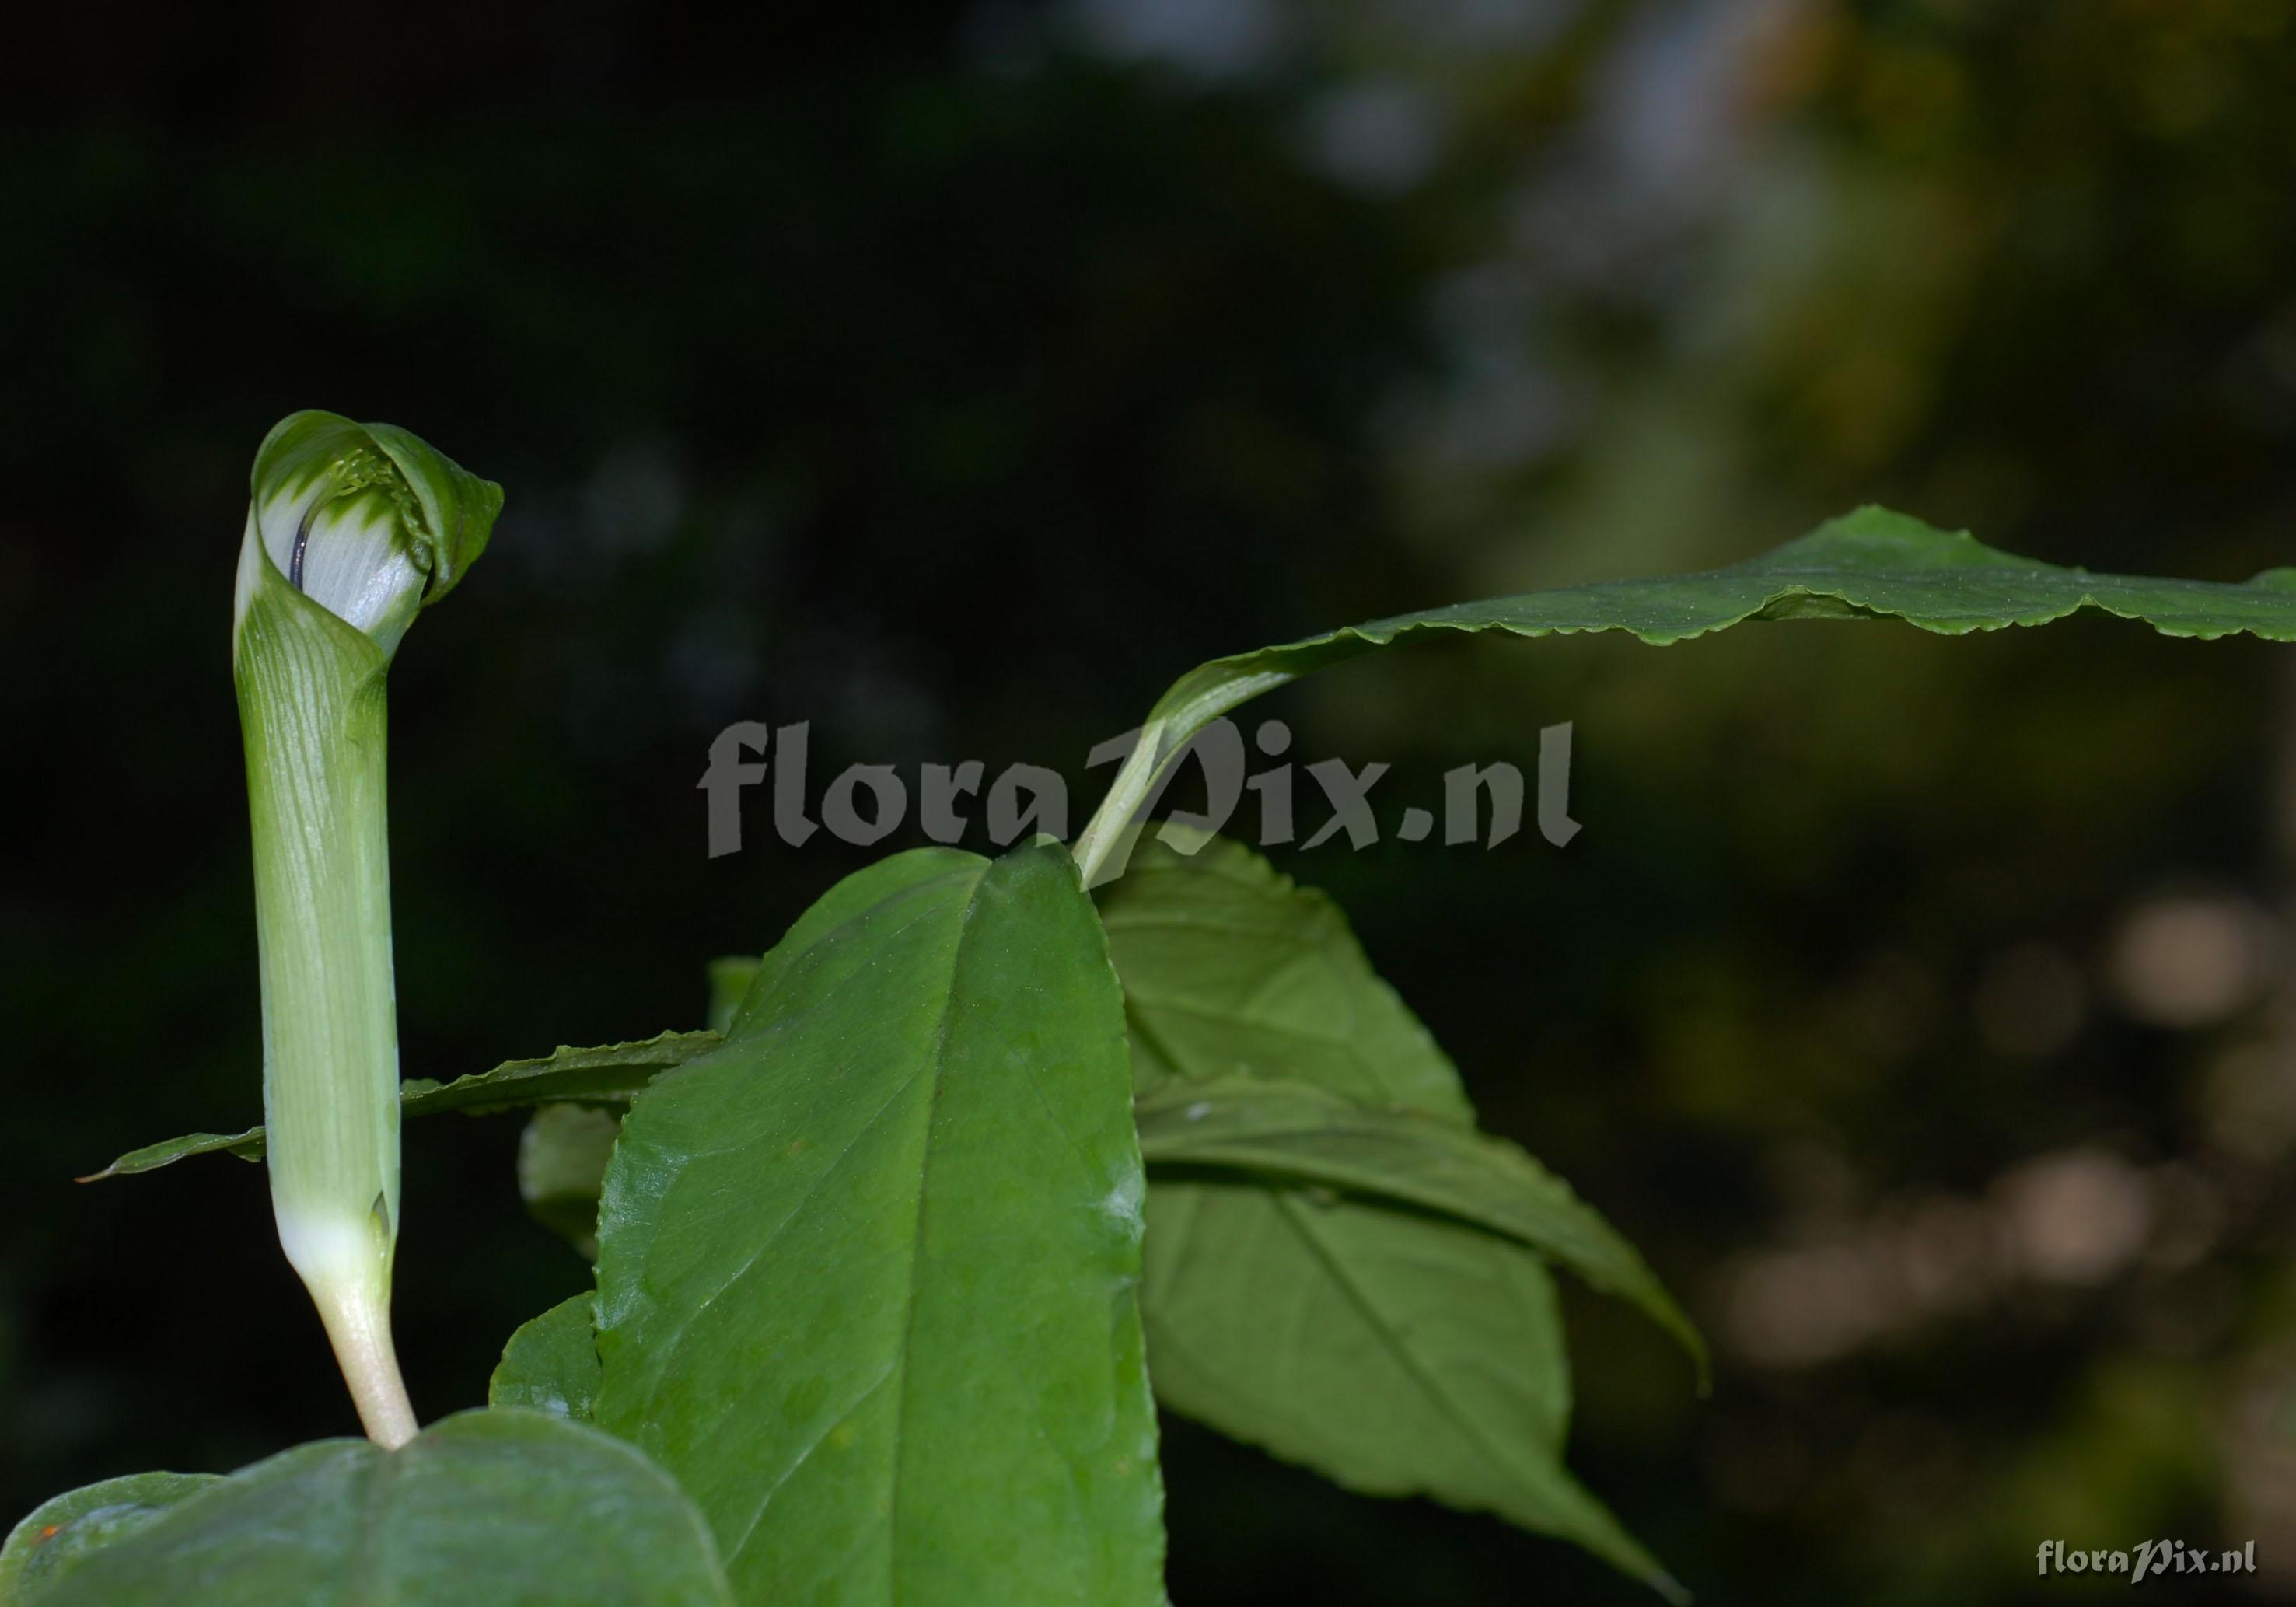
[2,1473,221,1599]
[715,846,982,1030]
[1100,830,1683,1593]
[24,1411,729,1607]
[83,1032,719,1179]
[592,842,1165,1607]
[491,1295,603,1423]
[1075,508,2296,879]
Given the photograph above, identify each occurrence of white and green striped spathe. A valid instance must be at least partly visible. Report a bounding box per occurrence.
[232,411,499,1446]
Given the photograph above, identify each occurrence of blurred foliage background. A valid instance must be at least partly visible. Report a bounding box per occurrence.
[7,1,2296,1601]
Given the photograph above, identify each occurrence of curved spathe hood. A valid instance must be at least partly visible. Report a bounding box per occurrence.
[234,410,503,660]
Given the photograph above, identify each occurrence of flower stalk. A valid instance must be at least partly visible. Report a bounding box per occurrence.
[232,412,498,1446]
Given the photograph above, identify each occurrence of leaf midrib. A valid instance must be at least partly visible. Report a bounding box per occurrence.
[881,874,986,1605]
[668,875,985,1584]
[1274,1192,1539,1495]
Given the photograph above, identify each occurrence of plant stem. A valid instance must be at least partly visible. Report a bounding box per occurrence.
[1072,667,1292,885]
[236,522,416,1446]
[1071,723,1166,887]
[311,1258,418,1448]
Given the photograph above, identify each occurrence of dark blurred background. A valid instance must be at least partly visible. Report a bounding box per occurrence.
[8,2,2296,1602]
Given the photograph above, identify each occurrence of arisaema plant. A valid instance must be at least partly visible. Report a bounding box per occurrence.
[14,409,2296,1605]
[230,413,499,1448]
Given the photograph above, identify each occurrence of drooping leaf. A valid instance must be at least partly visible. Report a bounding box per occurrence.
[25,1410,731,1607]
[1145,1179,1679,1601]
[83,1032,720,1179]
[1105,831,1692,1341]
[1099,830,1686,1592]
[592,841,1165,1607]
[1137,1077,1701,1373]
[519,1105,622,1259]
[1075,508,2296,879]
[491,1294,602,1424]
[2,1473,222,1599]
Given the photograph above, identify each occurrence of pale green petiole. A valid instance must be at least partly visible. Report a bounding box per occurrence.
[232,412,498,1447]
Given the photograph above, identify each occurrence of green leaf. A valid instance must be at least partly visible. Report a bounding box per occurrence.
[1099,830,1686,1593]
[2,1473,222,1599]
[83,1032,720,1180]
[1106,831,1694,1360]
[393,1030,721,1115]
[1075,507,2296,880]
[1103,830,1471,1116]
[1145,1179,1679,1599]
[490,872,987,1261]
[519,1104,622,1259]
[592,841,1166,1607]
[1136,1077,1702,1375]
[24,1410,731,1607]
[82,1126,269,1176]
[717,846,984,1030]
[490,1294,603,1423]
